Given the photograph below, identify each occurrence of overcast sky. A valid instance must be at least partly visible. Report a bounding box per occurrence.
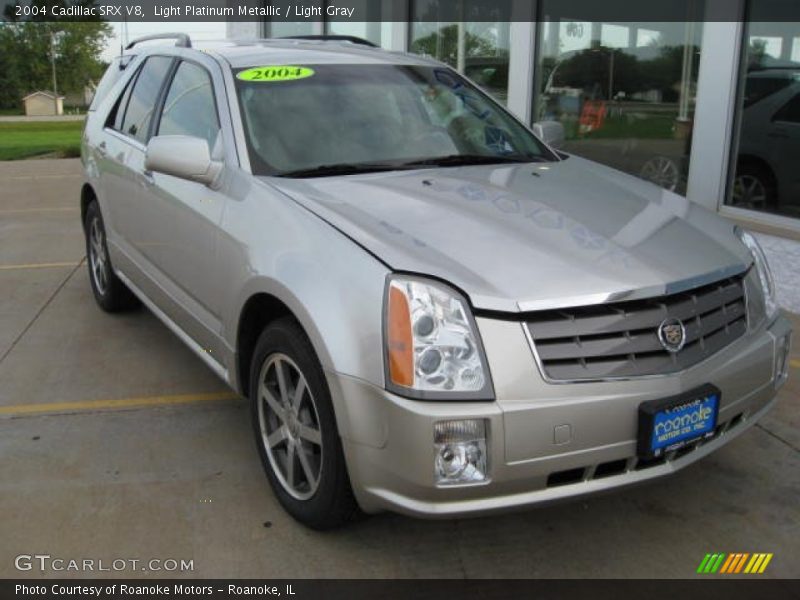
[103,21,227,61]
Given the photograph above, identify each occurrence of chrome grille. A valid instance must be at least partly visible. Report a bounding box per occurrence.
[526,272,748,381]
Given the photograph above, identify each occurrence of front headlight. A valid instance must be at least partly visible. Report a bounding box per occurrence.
[384,275,493,400]
[736,227,778,320]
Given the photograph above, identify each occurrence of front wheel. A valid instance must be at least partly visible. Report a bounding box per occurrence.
[249,318,359,529]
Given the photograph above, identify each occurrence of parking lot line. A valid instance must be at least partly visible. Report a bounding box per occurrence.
[791,359,800,369]
[0,391,240,417]
[0,207,78,214]
[0,174,82,180]
[0,261,81,271]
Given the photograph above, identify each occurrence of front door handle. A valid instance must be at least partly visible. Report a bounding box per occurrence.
[140,171,155,188]
[96,142,107,157]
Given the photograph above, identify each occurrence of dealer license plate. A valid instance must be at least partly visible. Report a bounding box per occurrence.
[637,385,720,458]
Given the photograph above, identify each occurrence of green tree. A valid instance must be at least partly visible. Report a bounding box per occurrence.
[639,45,701,103]
[0,14,111,109]
[411,24,498,67]
[550,47,642,100]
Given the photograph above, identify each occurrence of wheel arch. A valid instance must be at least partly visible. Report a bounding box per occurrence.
[735,153,777,186]
[236,292,296,398]
[233,283,336,401]
[80,183,97,231]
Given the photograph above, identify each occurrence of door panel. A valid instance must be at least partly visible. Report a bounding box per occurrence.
[98,56,174,261]
[138,60,228,359]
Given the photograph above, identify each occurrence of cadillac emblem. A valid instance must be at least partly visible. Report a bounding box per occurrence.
[658,317,686,353]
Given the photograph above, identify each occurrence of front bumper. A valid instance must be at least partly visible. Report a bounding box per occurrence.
[330,314,791,517]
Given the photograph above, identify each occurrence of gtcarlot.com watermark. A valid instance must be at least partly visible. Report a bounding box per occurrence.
[15,554,194,573]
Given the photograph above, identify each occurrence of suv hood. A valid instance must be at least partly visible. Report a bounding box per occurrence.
[265,155,751,313]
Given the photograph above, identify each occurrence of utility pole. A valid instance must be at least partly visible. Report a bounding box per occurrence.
[50,31,59,115]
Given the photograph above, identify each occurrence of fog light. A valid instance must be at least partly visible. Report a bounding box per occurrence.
[434,419,488,486]
[775,333,792,388]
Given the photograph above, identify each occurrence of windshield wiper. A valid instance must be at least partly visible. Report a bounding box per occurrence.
[395,154,545,168]
[277,162,412,178]
[277,154,546,178]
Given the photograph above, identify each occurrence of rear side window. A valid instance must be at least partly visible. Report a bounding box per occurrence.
[773,92,800,124]
[89,55,137,112]
[119,56,173,144]
[157,61,220,150]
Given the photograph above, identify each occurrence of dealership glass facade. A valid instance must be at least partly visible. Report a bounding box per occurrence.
[533,15,703,195]
[725,11,800,219]
[409,0,512,104]
[237,0,800,231]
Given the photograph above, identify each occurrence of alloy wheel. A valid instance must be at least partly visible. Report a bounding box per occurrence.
[88,217,108,295]
[731,174,768,209]
[640,156,680,191]
[257,353,324,500]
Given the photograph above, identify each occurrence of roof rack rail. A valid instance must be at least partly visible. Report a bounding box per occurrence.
[280,35,378,48]
[125,33,192,50]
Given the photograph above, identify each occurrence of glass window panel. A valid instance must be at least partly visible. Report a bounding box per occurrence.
[601,24,629,49]
[158,62,220,150]
[559,21,592,53]
[266,19,319,38]
[750,36,783,59]
[120,56,173,144]
[533,8,704,196]
[324,1,394,47]
[637,29,661,48]
[726,9,800,218]
[409,0,511,105]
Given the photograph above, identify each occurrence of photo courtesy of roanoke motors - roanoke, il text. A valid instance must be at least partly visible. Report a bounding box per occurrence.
[14,584,297,597]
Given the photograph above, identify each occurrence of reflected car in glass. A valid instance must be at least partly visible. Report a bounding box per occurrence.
[731,66,800,216]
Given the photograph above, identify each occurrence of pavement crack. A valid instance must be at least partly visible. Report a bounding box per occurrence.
[755,423,800,454]
[0,258,84,366]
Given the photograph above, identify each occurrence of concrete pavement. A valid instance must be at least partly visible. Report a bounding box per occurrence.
[0,159,798,579]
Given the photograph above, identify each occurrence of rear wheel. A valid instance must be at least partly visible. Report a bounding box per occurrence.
[84,201,139,312]
[249,318,359,529]
[731,163,777,211]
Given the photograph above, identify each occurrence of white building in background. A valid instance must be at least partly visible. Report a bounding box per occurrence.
[227,0,800,235]
[22,91,64,116]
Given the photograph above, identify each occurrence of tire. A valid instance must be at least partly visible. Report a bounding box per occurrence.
[249,317,359,529]
[640,155,681,192]
[84,200,140,312]
[731,162,778,211]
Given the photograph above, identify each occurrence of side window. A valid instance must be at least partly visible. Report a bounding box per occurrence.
[773,92,800,124]
[107,74,136,132]
[120,56,173,144]
[157,61,220,150]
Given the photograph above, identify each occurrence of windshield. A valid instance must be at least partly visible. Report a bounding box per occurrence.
[234,64,556,176]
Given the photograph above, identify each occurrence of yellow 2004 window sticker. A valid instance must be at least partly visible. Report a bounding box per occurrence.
[236,66,315,82]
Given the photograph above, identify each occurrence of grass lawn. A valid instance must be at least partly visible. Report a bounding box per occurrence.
[583,114,677,140]
[0,120,84,160]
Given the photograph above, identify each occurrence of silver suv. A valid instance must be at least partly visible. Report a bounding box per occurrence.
[81,35,792,529]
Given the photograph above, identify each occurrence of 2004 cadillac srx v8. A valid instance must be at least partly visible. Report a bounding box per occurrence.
[81,34,792,528]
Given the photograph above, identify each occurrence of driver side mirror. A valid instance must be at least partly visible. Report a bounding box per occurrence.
[532,120,565,149]
[145,135,222,187]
